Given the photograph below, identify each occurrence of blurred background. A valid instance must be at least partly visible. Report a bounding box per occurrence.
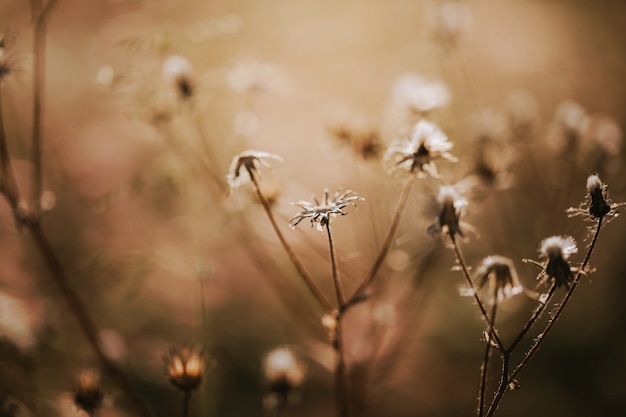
[1,0,626,416]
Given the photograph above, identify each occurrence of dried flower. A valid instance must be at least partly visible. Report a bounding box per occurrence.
[537,236,578,288]
[567,174,623,221]
[474,256,523,303]
[289,189,364,231]
[163,346,206,392]
[227,150,283,190]
[428,185,467,237]
[384,120,457,178]
[263,347,306,396]
[73,369,104,416]
[162,55,195,100]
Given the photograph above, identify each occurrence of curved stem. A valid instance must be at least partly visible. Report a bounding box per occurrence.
[478,297,498,417]
[326,223,345,308]
[345,175,415,308]
[506,283,557,353]
[450,234,504,350]
[248,169,333,311]
[182,390,191,417]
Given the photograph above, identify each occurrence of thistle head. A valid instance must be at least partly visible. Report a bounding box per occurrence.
[163,346,206,392]
[474,256,523,303]
[538,236,577,288]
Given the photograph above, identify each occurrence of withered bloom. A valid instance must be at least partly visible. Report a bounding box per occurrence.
[227,150,283,190]
[73,369,104,416]
[538,236,578,288]
[263,347,306,397]
[474,256,523,303]
[163,346,206,392]
[428,185,467,237]
[586,174,611,219]
[290,189,364,231]
[162,55,196,100]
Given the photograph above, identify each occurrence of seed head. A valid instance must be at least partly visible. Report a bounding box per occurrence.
[474,256,523,303]
[586,174,611,219]
[73,369,104,416]
[162,55,195,100]
[538,236,577,288]
[263,347,306,396]
[384,120,457,178]
[163,346,206,392]
[227,150,283,190]
[290,189,364,231]
[428,185,467,237]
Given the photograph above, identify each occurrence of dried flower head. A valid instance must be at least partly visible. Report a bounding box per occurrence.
[162,55,195,100]
[567,174,623,221]
[227,150,283,190]
[474,256,523,303]
[537,236,578,288]
[428,185,467,237]
[73,369,104,416]
[384,120,457,178]
[163,346,206,392]
[263,347,306,396]
[290,189,364,231]
[329,124,382,160]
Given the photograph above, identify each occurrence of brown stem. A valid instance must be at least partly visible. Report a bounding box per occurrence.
[326,223,345,307]
[450,234,504,350]
[182,390,191,417]
[248,168,333,312]
[345,175,415,308]
[26,222,153,417]
[334,320,350,417]
[478,295,498,417]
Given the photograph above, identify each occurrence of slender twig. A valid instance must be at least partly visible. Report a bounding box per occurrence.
[345,175,416,308]
[485,218,604,417]
[450,234,504,350]
[26,221,153,417]
[478,295,498,417]
[325,223,345,307]
[247,168,333,312]
[334,320,350,417]
[30,0,59,215]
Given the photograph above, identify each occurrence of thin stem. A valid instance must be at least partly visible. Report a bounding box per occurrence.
[26,222,153,417]
[334,320,350,417]
[182,390,191,417]
[478,296,498,417]
[345,175,415,308]
[450,234,504,350]
[506,283,557,353]
[248,169,333,312]
[325,223,345,307]
[485,217,604,417]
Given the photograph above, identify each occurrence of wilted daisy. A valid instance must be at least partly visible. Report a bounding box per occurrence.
[537,236,578,288]
[163,346,206,393]
[289,189,364,231]
[227,150,283,190]
[474,256,523,303]
[73,369,104,417]
[384,120,457,178]
[427,185,467,238]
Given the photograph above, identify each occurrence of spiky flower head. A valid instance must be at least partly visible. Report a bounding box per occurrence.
[227,150,283,190]
[73,369,104,416]
[290,189,364,231]
[538,236,578,288]
[428,185,467,237]
[384,120,457,178]
[586,174,611,219]
[163,346,206,392]
[474,256,523,303]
